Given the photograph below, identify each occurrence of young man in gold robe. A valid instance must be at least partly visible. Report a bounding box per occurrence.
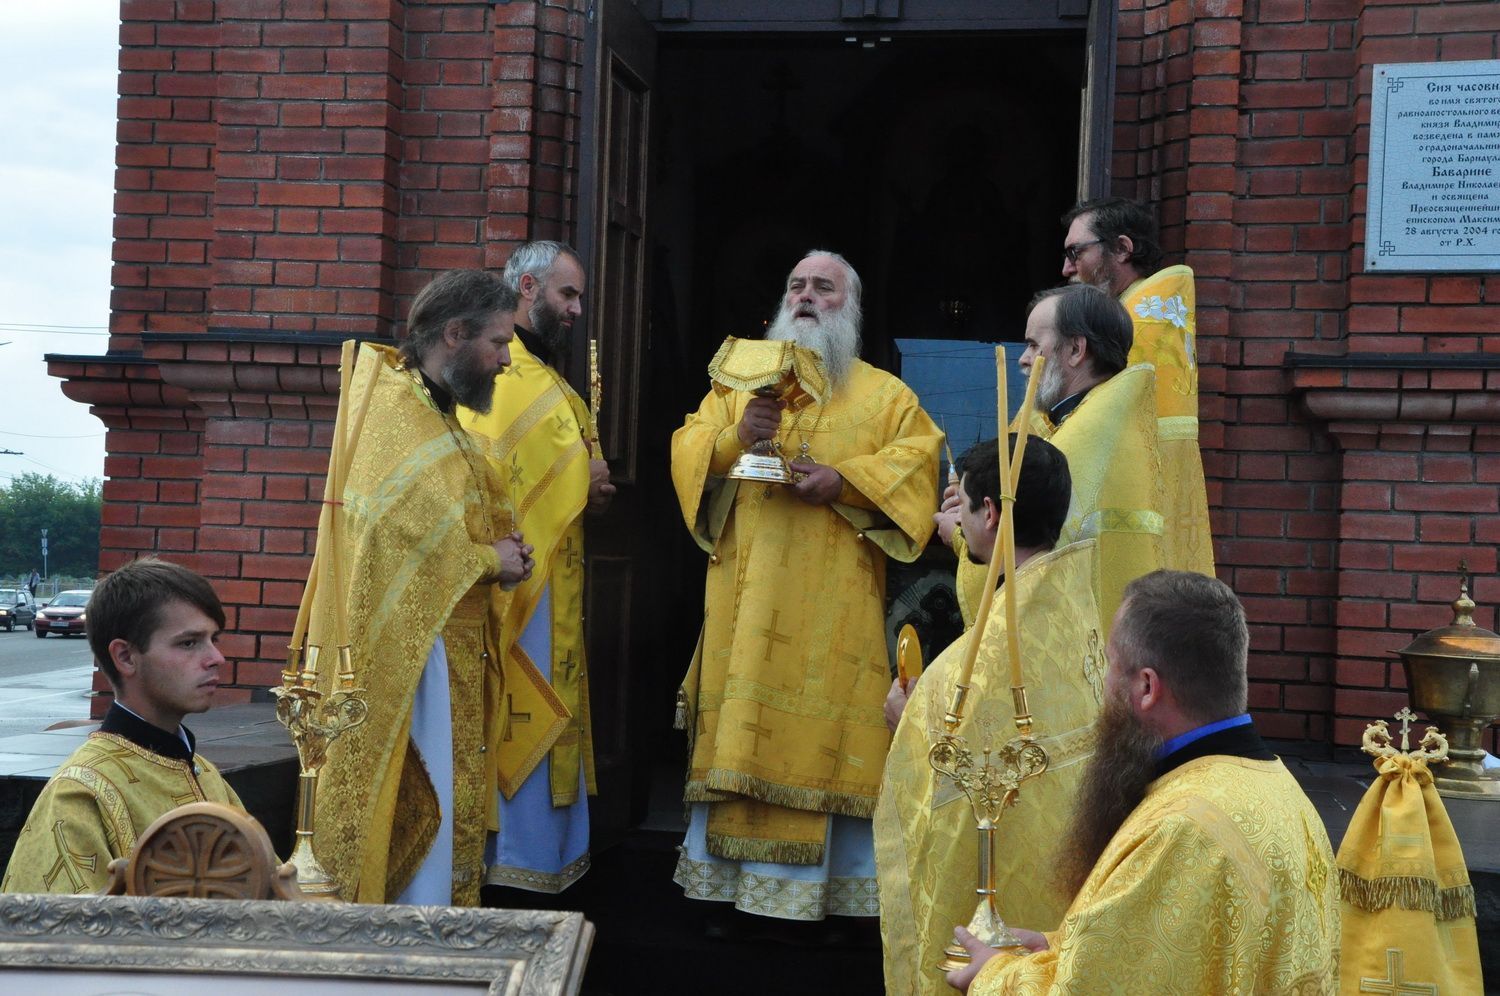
[949,571,1339,994]
[460,241,612,897]
[308,269,534,905]
[3,558,242,894]
[1063,197,1214,575]
[671,250,942,923]
[876,436,1106,996]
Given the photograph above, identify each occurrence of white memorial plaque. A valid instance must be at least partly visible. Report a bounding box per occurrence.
[1366,60,1500,272]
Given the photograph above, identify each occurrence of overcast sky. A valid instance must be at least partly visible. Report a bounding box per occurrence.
[0,3,117,486]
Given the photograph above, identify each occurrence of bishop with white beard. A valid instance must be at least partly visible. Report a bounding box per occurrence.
[669,250,943,925]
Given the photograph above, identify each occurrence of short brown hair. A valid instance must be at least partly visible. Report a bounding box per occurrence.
[400,269,518,367]
[1113,570,1248,723]
[86,558,226,686]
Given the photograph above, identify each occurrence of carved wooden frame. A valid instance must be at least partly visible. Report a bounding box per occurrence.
[0,894,592,995]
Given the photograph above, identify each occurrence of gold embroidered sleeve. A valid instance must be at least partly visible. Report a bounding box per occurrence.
[973,818,1244,994]
[708,424,743,477]
[1,777,119,895]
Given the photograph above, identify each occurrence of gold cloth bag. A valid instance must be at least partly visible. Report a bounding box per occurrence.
[1336,752,1483,994]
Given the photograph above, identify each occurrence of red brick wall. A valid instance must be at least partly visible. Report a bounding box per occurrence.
[61,0,588,716]
[59,1,1500,750]
[1115,0,1500,751]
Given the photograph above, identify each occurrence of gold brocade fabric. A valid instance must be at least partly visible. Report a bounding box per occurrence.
[874,540,1104,996]
[309,343,508,905]
[1048,366,1169,636]
[972,756,1341,995]
[1335,754,1482,995]
[671,360,942,862]
[953,536,987,632]
[1120,266,1215,576]
[460,339,594,805]
[2,734,241,894]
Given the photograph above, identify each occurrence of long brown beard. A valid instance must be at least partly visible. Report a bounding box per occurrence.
[1055,693,1163,900]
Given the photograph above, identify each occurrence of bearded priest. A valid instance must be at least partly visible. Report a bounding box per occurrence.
[671,250,942,926]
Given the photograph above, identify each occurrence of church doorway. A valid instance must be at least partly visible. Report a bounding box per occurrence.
[577,9,1104,846]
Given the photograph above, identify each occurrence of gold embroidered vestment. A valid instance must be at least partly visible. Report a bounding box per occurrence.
[2,733,241,894]
[874,540,1103,996]
[672,359,941,862]
[461,337,595,808]
[1119,264,1215,576]
[971,755,1340,994]
[309,343,508,905]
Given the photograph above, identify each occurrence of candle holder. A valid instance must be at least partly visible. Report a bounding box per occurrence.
[929,687,1050,972]
[271,642,369,900]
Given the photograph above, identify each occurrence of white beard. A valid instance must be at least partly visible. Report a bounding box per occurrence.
[766,301,862,388]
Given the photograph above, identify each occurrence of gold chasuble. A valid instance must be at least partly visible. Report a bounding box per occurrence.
[672,359,941,863]
[310,343,509,906]
[971,756,1340,995]
[874,540,1104,996]
[1120,265,1215,576]
[1335,752,1482,995]
[460,337,595,808]
[2,734,241,894]
[1048,365,1169,637]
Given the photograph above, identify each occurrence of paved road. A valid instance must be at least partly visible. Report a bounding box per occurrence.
[0,628,94,740]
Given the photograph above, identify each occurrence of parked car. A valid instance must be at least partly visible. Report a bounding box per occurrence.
[36,589,90,638]
[0,589,35,632]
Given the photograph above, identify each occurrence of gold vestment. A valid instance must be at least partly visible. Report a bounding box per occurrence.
[972,755,1340,994]
[672,359,941,862]
[2,733,241,894]
[1048,366,1169,636]
[954,371,1172,636]
[874,540,1104,996]
[309,343,507,905]
[1120,265,1215,575]
[461,338,595,809]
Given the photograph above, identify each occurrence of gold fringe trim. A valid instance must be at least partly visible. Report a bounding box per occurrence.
[686,770,876,819]
[1338,868,1476,922]
[705,832,825,866]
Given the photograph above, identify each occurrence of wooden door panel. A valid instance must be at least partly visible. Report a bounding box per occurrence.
[578,0,656,844]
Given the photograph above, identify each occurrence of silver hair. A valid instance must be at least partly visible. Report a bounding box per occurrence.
[501,240,583,294]
[799,248,863,314]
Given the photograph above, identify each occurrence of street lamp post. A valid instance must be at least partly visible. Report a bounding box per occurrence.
[40,529,48,583]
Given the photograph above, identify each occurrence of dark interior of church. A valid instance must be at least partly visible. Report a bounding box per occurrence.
[619,29,1088,824]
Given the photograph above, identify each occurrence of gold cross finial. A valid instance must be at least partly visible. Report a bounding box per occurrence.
[1361,708,1449,764]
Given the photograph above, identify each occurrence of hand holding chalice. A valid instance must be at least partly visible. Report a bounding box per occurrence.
[707,337,829,485]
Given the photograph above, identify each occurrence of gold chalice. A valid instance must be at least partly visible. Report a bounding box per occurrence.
[707,337,829,484]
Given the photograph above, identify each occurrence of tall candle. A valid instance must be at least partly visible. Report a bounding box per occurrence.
[950,348,1009,701]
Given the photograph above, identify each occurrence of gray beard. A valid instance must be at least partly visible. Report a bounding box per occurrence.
[1035,351,1069,411]
[765,304,861,388]
[528,299,571,365]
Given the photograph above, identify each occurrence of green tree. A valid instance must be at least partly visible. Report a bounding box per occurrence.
[0,474,102,576]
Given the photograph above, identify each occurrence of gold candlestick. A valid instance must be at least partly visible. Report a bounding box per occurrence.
[929,724,1050,968]
[931,352,1050,973]
[272,642,368,900]
[276,340,373,900]
[588,337,603,447]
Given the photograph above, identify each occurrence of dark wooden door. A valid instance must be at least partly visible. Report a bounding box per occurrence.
[1078,0,1118,198]
[576,0,656,846]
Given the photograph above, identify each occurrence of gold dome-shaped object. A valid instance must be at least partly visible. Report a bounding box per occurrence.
[1395,574,1500,662]
[1394,570,1500,800]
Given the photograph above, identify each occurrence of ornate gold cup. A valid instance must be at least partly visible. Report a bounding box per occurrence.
[1395,572,1500,800]
[706,337,829,484]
